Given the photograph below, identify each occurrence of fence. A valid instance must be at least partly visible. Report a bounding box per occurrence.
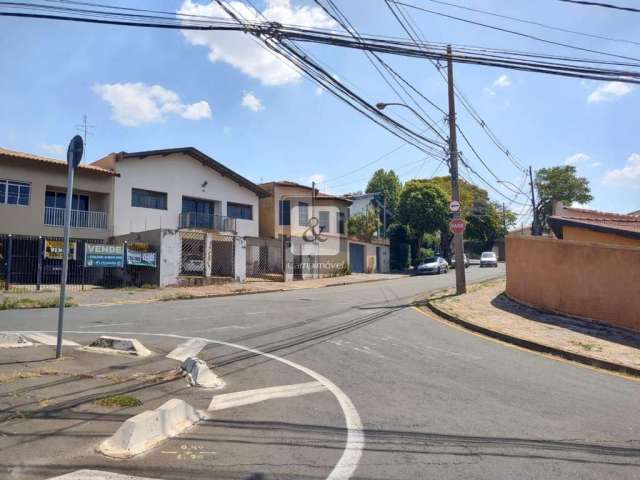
[0,234,155,291]
[179,231,235,279]
[506,235,640,332]
[245,236,284,281]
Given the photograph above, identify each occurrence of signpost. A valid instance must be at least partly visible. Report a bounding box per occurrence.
[56,135,83,359]
[449,200,461,213]
[449,218,466,235]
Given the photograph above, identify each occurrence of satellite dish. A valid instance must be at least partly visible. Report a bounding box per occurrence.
[67,135,84,169]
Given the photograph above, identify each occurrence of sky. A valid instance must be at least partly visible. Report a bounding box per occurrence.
[1,0,639,223]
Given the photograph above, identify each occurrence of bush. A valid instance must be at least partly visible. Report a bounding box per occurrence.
[413,248,434,267]
[388,223,411,271]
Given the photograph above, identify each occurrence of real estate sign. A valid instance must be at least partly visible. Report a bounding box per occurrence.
[84,244,124,267]
[45,240,77,260]
[127,249,157,267]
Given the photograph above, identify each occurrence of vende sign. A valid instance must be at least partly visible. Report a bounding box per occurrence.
[449,218,466,235]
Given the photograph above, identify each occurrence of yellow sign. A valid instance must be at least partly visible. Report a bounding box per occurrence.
[44,240,77,260]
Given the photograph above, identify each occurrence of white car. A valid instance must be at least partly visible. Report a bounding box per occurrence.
[417,256,449,275]
[479,251,498,268]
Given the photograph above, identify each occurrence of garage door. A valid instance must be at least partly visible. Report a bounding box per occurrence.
[349,243,365,273]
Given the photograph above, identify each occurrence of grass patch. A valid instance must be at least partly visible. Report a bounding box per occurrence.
[571,341,602,352]
[95,394,143,408]
[158,292,199,302]
[0,367,62,384]
[0,297,77,310]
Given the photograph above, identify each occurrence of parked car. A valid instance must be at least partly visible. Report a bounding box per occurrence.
[479,251,498,268]
[416,256,449,275]
[450,253,470,268]
[182,255,205,274]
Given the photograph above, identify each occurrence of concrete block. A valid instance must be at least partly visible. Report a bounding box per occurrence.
[181,356,225,389]
[84,336,153,357]
[97,399,203,458]
[0,333,33,348]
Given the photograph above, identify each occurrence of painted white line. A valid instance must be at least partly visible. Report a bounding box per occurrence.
[79,322,134,329]
[11,330,365,480]
[47,469,160,479]
[166,338,208,362]
[23,332,78,346]
[208,381,326,411]
[245,311,265,315]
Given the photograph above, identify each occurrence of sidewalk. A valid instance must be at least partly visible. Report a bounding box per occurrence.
[0,273,408,309]
[424,279,640,376]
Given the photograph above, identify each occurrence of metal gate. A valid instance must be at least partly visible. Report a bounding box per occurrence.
[210,234,234,278]
[349,243,365,273]
[245,237,284,281]
[180,231,206,276]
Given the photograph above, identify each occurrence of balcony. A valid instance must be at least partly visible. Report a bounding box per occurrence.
[44,206,108,230]
[179,212,236,232]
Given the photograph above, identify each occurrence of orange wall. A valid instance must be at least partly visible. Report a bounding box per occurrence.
[562,225,640,247]
[506,235,640,332]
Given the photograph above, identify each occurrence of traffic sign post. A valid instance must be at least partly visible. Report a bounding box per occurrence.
[56,135,83,359]
[449,200,460,212]
[449,218,466,235]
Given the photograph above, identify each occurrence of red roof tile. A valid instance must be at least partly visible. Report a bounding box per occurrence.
[0,147,117,175]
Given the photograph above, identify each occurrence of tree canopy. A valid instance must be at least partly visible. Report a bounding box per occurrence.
[347,206,379,241]
[366,169,402,216]
[397,180,449,249]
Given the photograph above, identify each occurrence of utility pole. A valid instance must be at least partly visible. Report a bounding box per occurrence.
[502,202,507,233]
[529,165,537,235]
[447,45,466,295]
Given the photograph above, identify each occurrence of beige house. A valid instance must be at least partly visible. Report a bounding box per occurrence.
[0,147,116,240]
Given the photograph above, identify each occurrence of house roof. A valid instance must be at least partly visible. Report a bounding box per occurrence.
[260,181,352,204]
[117,147,269,197]
[0,147,117,176]
[629,209,640,217]
[548,205,640,240]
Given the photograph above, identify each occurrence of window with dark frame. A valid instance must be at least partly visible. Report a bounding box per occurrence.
[227,202,253,220]
[298,201,309,227]
[338,211,346,234]
[279,199,291,226]
[45,191,89,211]
[132,188,167,210]
[319,210,330,233]
[0,180,30,206]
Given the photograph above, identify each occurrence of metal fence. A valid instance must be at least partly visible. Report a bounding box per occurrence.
[245,236,284,281]
[0,234,154,291]
[179,231,206,276]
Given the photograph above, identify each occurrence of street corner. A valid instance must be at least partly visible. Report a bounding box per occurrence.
[0,331,363,480]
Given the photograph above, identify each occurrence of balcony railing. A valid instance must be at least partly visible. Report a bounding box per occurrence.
[44,206,108,230]
[179,212,236,232]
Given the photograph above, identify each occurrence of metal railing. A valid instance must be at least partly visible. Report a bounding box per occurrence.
[44,207,108,230]
[179,212,236,232]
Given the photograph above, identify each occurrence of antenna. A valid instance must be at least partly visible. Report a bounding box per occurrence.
[75,114,95,161]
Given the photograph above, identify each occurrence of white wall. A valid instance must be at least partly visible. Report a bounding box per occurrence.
[112,153,259,238]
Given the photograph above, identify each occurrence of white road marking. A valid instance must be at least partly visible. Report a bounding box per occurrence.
[23,333,78,346]
[245,311,265,315]
[47,470,160,479]
[166,338,208,361]
[79,322,134,329]
[13,330,365,480]
[208,381,326,411]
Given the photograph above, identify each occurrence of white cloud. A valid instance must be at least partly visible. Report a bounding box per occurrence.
[482,87,495,96]
[299,173,329,192]
[602,153,640,189]
[241,91,265,112]
[40,144,65,157]
[179,0,337,86]
[564,153,591,166]
[493,74,511,88]
[591,161,602,167]
[587,81,633,103]
[93,82,211,126]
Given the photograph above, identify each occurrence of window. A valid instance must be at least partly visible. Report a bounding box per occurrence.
[0,180,30,206]
[319,210,330,233]
[298,201,309,227]
[279,200,290,226]
[227,202,253,220]
[337,211,346,235]
[45,191,89,211]
[132,188,167,210]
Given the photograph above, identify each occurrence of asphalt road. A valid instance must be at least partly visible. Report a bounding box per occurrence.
[2,264,640,480]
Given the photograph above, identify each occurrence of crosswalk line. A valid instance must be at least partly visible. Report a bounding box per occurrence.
[166,337,208,361]
[48,469,160,479]
[23,332,79,346]
[208,381,327,411]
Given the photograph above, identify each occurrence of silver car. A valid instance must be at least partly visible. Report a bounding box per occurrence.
[479,251,498,268]
[417,256,449,275]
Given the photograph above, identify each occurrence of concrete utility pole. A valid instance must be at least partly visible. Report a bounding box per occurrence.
[502,202,507,233]
[447,45,466,295]
[529,165,538,235]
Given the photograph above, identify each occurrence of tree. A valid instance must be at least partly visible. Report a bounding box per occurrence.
[366,169,402,216]
[397,180,448,252]
[387,223,411,270]
[348,207,379,241]
[534,166,592,234]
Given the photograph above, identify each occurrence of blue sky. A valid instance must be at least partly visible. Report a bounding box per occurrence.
[1,0,638,222]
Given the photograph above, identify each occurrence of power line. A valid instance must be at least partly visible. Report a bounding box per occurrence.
[558,0,640,13]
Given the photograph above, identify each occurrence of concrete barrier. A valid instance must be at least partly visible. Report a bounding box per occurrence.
[181,356,225,389]
[84,336,153,357]
[97,399,203,458]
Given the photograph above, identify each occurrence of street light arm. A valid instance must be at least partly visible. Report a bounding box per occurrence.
[376,102,448,146]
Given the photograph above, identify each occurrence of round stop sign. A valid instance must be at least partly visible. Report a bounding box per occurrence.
[449,218,466,235]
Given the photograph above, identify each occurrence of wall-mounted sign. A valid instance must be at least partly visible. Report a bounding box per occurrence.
[85,243,124,267]
[45,240,77,260]
[127,249,157,268]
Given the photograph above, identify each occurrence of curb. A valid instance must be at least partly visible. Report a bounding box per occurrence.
[425,300,640,379]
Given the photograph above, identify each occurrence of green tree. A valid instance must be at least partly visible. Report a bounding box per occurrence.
[366,169,402,216]
[397,180,448,252]
[387,223,411,270]
[347,207,379,241]
[534,166,592,234]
